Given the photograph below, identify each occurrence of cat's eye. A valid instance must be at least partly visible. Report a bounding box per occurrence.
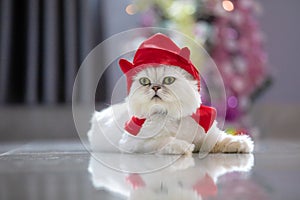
[139,77,151,86]
[162,76,176,85]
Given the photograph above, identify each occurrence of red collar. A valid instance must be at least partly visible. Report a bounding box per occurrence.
[125,105,216,136]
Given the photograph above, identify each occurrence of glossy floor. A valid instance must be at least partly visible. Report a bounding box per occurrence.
[0,139,300,200]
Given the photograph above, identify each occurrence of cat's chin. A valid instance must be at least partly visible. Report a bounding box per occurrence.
[148,103,167,116]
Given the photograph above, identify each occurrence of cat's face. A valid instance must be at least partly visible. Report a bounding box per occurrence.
[127,65,201,119]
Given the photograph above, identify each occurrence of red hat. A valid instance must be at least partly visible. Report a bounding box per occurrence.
[119,33,200,92]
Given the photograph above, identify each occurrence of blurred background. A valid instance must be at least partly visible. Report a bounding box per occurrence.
[0,0,299,142]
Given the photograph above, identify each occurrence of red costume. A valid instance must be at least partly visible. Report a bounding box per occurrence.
[119,33,216,136]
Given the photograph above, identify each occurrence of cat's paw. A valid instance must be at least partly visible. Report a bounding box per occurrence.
[159,139,195,155]
[211,135,254,153]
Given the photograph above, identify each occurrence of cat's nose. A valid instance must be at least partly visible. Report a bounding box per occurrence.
[152,85,161,92]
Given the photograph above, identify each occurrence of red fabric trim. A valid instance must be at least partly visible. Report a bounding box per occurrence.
[124,117,146,136]
[192,105,217,133]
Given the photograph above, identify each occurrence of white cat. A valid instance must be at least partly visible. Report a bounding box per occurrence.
[88,33,253,154]
[88,65,253,154]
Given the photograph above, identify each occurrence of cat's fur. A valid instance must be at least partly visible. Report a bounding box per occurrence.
[88,65,254,154]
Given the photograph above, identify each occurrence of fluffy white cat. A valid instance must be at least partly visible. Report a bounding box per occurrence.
[88,65,254,154]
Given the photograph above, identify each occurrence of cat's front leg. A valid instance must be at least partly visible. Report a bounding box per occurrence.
[208,123,254,153]
[211,134,253,153]
[119,135,194,155]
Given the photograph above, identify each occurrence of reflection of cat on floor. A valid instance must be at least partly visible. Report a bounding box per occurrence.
[88,33,253,154]
[88,154,254,200]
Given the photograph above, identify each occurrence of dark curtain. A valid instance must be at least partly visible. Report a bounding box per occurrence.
[0,0,105,104]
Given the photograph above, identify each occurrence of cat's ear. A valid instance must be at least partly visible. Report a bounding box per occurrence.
[179,47,190,61]
[119,59,134,74]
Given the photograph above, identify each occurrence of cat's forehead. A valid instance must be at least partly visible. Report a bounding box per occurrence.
[135,65,187,79]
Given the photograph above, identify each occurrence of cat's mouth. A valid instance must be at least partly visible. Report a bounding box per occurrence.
[152,94,162,100]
